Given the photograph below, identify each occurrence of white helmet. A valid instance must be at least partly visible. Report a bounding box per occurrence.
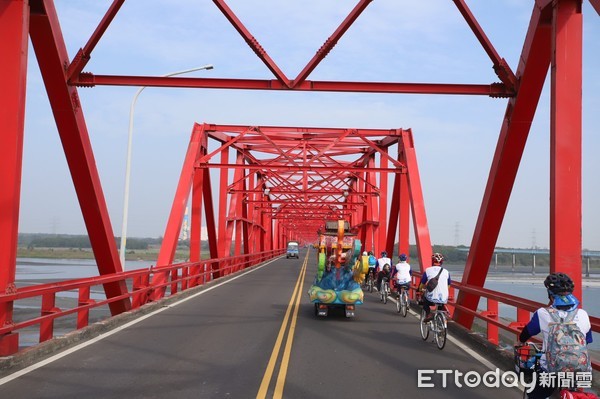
[362,251,368,256]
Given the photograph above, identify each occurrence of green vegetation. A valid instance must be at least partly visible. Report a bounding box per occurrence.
[17,234,207,262]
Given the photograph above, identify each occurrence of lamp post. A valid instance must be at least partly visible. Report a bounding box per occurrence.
[119,65,214,269]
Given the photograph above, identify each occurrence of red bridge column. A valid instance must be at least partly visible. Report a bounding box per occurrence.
[0,0,29,355]
[550,0,583,301]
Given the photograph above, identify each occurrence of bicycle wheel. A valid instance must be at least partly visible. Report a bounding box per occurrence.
[401,291,408,317]
[434,313,447,350]
[420,310,429,340]
[368,275,373,293]
[396,293,401,313]
[383,283,388,304]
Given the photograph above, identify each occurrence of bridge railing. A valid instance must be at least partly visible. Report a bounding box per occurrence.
[410,271,599,371]
[0,249,284,355]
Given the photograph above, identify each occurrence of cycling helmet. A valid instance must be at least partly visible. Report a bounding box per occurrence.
[544,272,574,295]
[432,253,444,265]
[362,251,368,256]
[368,251,373,256]
[399,254,407,262]
[381,251,388,257]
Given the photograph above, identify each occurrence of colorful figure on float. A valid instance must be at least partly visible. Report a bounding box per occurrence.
[308,220,368,316]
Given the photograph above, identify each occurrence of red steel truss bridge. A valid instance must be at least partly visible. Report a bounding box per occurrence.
[1,0,599,387]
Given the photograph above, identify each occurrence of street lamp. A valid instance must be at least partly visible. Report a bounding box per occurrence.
[119,64,214,269]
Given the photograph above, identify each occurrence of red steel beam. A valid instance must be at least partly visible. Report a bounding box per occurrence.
[196,163,403,173]
[400,129,432,272]
[76,75,512,96]
[293,0,373,87]
[452,0,517,90]
[454,3,553,328]
[212,0,290,86]
[550,0,583,301]
[589,0,600,15]
[0,0,29,355]
[66,0,125,80]
[29,0,130,315]
[153,124,205,298]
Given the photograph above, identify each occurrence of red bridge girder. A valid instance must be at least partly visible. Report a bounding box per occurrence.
[151,124,433,299]
[0,0,596,354]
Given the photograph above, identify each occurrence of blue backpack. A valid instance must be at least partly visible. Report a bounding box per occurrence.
[545,308,591,373]
[368,255,377,267]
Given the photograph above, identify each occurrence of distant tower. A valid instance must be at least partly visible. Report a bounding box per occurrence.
[181,207,190,241]
[531,228,537,249]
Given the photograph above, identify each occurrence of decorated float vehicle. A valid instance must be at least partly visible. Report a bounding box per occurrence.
[308,220,369,318]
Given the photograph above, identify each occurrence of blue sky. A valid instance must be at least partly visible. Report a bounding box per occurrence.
[19,1,600,250]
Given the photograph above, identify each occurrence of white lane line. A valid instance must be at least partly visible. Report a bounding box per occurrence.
[0,257,282,386]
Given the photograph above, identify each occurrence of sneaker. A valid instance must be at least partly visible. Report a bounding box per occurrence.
[423,313,434,323]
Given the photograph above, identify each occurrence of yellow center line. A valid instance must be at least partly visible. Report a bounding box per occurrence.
[273,255,307,399]
[256,250,309,399]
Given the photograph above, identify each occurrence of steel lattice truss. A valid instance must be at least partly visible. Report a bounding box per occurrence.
[1,0,599,354]
[155,124,430,286]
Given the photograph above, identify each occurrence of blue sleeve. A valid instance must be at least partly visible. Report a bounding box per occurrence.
[420,273,428,284]
[447,276,451,285]
[525,311,541,336]
[586,330,593,344]
[409,270,412,276]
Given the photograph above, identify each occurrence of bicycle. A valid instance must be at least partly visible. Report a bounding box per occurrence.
[395,284,409,317]
[420,304,448,350]
[365,270,374,293]
[380,278,389,304]
[514,343,542,398]
[514,343,597,399]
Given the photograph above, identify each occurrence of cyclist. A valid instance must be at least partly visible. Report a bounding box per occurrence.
[376,264,392,300]
[516,272,592,399]
[366,251,377,285]
[376,251,392,291]
[392,254,412,294]
[419,253,450,322]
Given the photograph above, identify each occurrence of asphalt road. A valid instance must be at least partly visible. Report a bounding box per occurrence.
[0,248,522,398]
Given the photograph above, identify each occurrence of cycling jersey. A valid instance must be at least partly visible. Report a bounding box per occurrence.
[420,266,450,304]
[393,261,412,284]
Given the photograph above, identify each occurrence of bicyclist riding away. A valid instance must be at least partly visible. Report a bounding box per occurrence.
[419,253,451,323]
[392,253,412,293]
[516,272,592,399]
[367,251,377,283]
[377,263,391,297]
[376,251,392,291]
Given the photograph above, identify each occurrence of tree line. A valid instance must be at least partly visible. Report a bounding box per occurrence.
[18,233,160,250]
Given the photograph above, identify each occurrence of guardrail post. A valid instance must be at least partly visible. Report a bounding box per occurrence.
[481,299,498,345]
[509,308,530,339]
[448,286,456,317]
[170,269,179,295]
[77,286,96,329]
[181,266,189,291]
[40,293,60,342]
[132,274,150,309]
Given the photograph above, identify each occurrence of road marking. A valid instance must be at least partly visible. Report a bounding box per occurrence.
[273,257,306,399]
[0,257,282,386]
[257,251,308,399]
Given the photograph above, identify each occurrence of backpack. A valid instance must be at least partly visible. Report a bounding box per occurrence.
[368,255,377,266]
[560,390,598,399]
[545,308,591,374]
[425,267,443,292]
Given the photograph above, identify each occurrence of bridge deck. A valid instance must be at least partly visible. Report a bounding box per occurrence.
[0,250,521,398]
